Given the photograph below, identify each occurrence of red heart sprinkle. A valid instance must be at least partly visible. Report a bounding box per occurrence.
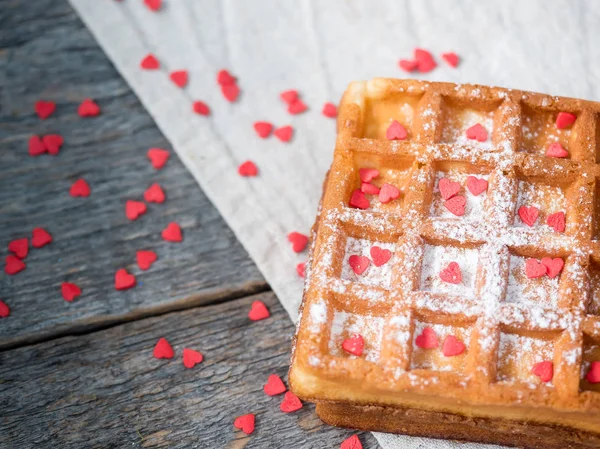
[42,134,64,155]
[439,178,460,200]
[144,0,161,11]
[140,53,160,70]
[217,69,236,86]
[192,101,210,116]
[274,125,293,142]
[254,121,273,138]
[263,374,287,396]
[361,183,380,195]
[288,99,307,115]
[144,183,166,203]
[442,335,465,357]
[556,112,576,129]
[532,360,553,382]
[221,83,240,102]
[322,102,337,118]
[280,89,299,104]
[349,189,370,209]
[386,120,408,140]
[153,337,174,359]
[441,52,460,68]
[233,413,255,434]
[541,257,564,279]
[162,222,183,242]
[147,148,170,169]
[546,211,566,232]
[349,255,370,275]
[238,160,258,177]
[341,435,363,449]
[587,361,600,383]
[398,59,418,72]
[359,168,379,183]
[70,179,91,198]
[518,206,539,227]
[29,135,46,156]
[0,300,10,318]
[439,261,462,284]
[414,48,437,73]
[280,391,303,413]
[296,262,305,278]
[288,232,309,253]
[182,348,203,368]
[444,195,466,216]
[8,238,28,259]
[342,334,364,356]
[32,227,52,248]
[415,327,439,349]
[5,255,26,275]
[35,100,56,120]
[465,123,488,142]
[466,176,488,196]
[137,250,158,270]
[61,282,81,302]
[169,70,188,88]
[546,142,569,158]
[77,99,100,117]
[248,300,270,321]
[125,200,147,221]
[379,183,400,204]
[370,246,392,267]
[525,258,547,279]
[115,268,136,290]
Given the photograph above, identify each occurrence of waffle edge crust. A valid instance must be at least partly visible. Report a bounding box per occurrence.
[289,78,600,448]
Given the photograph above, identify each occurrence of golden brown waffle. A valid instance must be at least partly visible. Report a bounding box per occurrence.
[289,78,600,448]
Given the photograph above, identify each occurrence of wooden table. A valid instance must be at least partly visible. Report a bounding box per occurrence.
[0,1,380,447]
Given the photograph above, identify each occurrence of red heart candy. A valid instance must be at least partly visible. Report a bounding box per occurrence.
[518,206,539,227]
[341,435,363,449]
[322,102,337,118]
[274,125,293,142]
[238,160,258,177]
[587,361,600,383]
[153,337,174,359]
[525,258,547,279]
[144,183,165,203]
[379,183,400,204]
[466,176,488,196]
[414,48,437,73]
[444,195,466,216]
[32,227,52,248]
[35,100,56,120]
[42,134,64,155]
[169,70,188,88]
[248,300,270,321]
[233,413,255,434]
[192,101,210,116]
[253,121,273,138]
[115,268,136,290]
[532,360,553,382]
[217,70,236,86]
[370,246,392,267]
[556,112,576,129]
[415,327,439,349]
[182,348,203,368]
[349,189,370,209]
[386,120,407,140]
[280,89,298,104]
[349,255,370,275]
[546,142,569,158]
[140,53,159,70]
[137,250,158,270]
[162,222,183,242]
[296,262,305,278]
[288,99,307,115]
[546,211,566,232]
[125,200,147,221]
[398,59,418,72]
[280,391,303,413]
[442,335,465,357]
[61,282,81,302]
[441,52,460,68]
[5,255,26,275]
[541,257,564,279]
[77,99,100,117]
[465,123,488,142]
[29,135,46,156]
[439,178,460,200]
[359,168,379,183]
[342,334,364,356]
[361,182,380,195]
[263,374,286,396]
[8,238,28,259]
[288,232,309,253]
[147,148,170,169]
[439,261,462,284]
[144,0,161,11]
[221,83,240,102]
[0,300,10,318]
[70,179,91,197]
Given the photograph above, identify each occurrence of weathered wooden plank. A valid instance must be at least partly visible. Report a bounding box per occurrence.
[0,0,266,348]
[0,292,379,449]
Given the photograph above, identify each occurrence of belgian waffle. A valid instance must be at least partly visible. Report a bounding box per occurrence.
[289,78,600,449]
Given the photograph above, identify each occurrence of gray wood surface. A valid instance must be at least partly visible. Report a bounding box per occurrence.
[0,292,378,448]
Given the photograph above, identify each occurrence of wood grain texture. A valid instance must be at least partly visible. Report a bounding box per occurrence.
[0,292,379,449]
[0,0,266,349]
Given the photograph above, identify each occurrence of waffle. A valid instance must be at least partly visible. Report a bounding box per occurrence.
[289,78,600,449]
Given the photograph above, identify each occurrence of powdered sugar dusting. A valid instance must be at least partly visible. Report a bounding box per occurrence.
[514,180,566,228]
[506,254,559,309]
[411,322,470,372]
[432,170,489,220]
[329,310,384,363]
[497,332,554,385]
[420,243,479,297]
[341,237,395,288]
[441,108,494,150]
